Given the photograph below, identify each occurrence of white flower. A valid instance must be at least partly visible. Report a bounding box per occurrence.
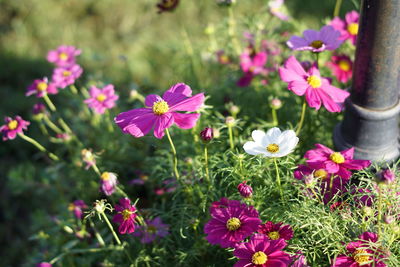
[243,127,299,158]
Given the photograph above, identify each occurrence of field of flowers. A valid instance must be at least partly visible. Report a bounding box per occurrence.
[1,0,400,266]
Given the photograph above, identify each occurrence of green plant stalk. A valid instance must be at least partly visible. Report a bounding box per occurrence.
[18,133,59,161]
[165,128,180,179]
[70,84,78,94]
[58,118,73,134]
[228,125,234,150]
[377,186,383,238]
[204,145,210,183]
[43,94,57,112]
[295,101,307,136]
[43,115,63,134]
[49,246,123,265]
[273,157,283,200]
[271,108,278,126]
[333,0,343,18]
[100,212,121,246]
[89,218,105,247]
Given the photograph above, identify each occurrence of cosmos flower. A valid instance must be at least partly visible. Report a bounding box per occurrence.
[113,198,137,234]
[330,11,359,45]
[258,221,294,241]
[326,54,353,83]
[204,198,261,248]
[291,252,310,267]
[114,83,204,139]
[26,77,58,98]
[36,263,52,267]
[0,116,30,141]
[376,169,396,185]
[200,127,214,142]
[100,172,118,196]
[233,234,291,267]
[133,216,169,243]
[287,25,342,52]
[47,45,81,67]
[52,64,83,89]
[84,84,119,114]
[237,50,268,87]
[243,128,299,158]
[68,200,88,220]
[279,56,350,112]
[237,181,253,198]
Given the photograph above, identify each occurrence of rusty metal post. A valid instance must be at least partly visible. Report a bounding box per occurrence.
[333,0,400,161]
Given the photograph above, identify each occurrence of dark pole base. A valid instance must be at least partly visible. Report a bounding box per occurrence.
[333,98,400,162]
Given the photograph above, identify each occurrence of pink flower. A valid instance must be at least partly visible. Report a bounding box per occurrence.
[237,181,253,198]
[0,116,30,141]
[332,232,388,267]
[26,77,58,98]
[327,54,353,83]
[287,25,342,52]
[114,83,204,139]
[376,169,396,185]
[291,252,310,267]
[204,198,261,248]
[132,216,169,243]
[269,0,290,21]
[100,172,118,196]
[330,11,359,45]
[200,127,214,142]
[32,103,47,116]
[279,56,350,112]
[258,221,294,241]
[47,45,81,67]
[52,64,83,89]
[36,263,52,267]
[84,84,119,114]
[305,144,371,179]
[113,198,137,234]
[233,234,291,267]
[237,51,268,87]
[68,200,88,219]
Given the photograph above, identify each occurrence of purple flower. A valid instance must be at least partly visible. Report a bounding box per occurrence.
[133,216,169,243]
[0,116,30,141]
[115,83,204,139]
[32,103,47,115]
[204,198,261,248]
[258,221,294,241]
[68,200,88,219]
[52,64,83,89]
[47,45,81,67]
[84,84,119,114]
[287,25,342,53]
[26,77,58,98]
[376,169,396,185]
[237,50,268,87]
[291,252,310,267]
[100,172,118,196]
[237,181,253,198]
[36,263,52,267]
[200,127,214,142]
[113,198,137,234]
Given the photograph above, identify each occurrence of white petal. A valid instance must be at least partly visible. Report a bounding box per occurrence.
[265,127,282,143]
[251,130,266,145]
[243,141,266,156]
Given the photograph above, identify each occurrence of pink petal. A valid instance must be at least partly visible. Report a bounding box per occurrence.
[145,94,162,107]
[341,147,354,159]
[342,159,371,170]
[163,83,193,105]
[169,93,204,112]
[172,112,200,129]
[321,83,350,103]
[288,80,309,96]
[153,113,174,139]
[252,52,267,67]
[237,73,254,87]
[284,56,308,77]
[345,10,359,24]
[324,161,340,173]
[316,88,342,112]
[305,88,322,110]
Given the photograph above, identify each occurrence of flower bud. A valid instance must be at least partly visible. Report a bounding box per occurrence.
[384,215,395,224]
[200,127,214,142]
[362,206,374,217]
[225,116,235,127]
[237,181,253,198]
[229,105,240,116]
[270,98,282,109]
[376,169,396,185]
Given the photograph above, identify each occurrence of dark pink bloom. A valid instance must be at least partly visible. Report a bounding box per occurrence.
[56,133,71,141]
[332,232,388,267]
[237,181,253,198]
[113,198,137,234]
[376,169,396,185]
[258,221,293,241]
[32,103,47,115]
[0,116,30,141]
[132,216,169,243]
[279,56,349,112]
[327,54,353,83]
[204,198,261,248]
[68,200,88,219]
[26,77,58,98]
[330,11,359,45]
[84,84,119,114]
[287,25,342,52]
[233,234,291,267]
[200,127,214,142]
[100,172,118,196]
[291,251,310,267]
[52,64,83,89]
[305,144,371,179]
[115,83,204,139]
[352,188,375,208]
[237,51,268,87]
[47,45,81,67]
[36,263,52,267]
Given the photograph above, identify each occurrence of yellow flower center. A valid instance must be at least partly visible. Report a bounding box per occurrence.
[347,23,359,35]
[152,100,169,115]
[267,231,280,240]
[59,52,69,60]
[266,143,279,153]
[220,55,229,64]
[307,75,322,88]
[68,203,75,211]
[252,251,268,265]
[101,172,110,180]
[62,71,72,77]
[121,209,133,221]
[353,249,371,264]
[96,93,107,102]
[7,120,18,130]
[329,152,345,164]
[310,40,324,49]
[314,169,328,180]
[338,60,351,71]
[226,217,241,231]
[37,82,48,91]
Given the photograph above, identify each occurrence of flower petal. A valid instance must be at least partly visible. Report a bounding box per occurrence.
[169,93,205,112]
[145,94,162,107]
[172,112,200,129]
[153,113,174,139]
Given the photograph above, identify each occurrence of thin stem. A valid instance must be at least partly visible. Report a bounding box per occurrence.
[43,116,63,134]
[89,219,105,247]
[315,53,320,68]
[43,94,57,112]
[295,101,307,136]
[271,108,278,126]
[165,128,180,179]
[18,133,59,161]
[273,158,283,200]
[228,6,241,55]
[92,163,102,177]
[204,145,210,183]
[100,212,122,246]
[58,118,73,134]
[228,125,234,150]
[333,0,343,18]
[70,84,78,94]
[377,186,383,238]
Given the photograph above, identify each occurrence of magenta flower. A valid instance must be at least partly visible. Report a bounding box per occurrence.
[52,64,83,89]
[200,127,214,142]
[113,198,137,234]
[376,169,396,185]
[327,54,353,83]
[36,263,52,267]
[233,234,291,267]
[305,144,371,179]
[26,77,58,98]
[100,172,118,196]
[84,84,119,114]
[330,11,359,45]
[68,200,88,219]
[258,221,294,241]
[287,25,342,52]
[237,51,268,87]
[32,103,47,116]
[133,216,169,243]
[237,181,253,198]
[269,0,290,21]
[115,83,204,139]
[204,198,261,248]
[47,45,81,67]
[291,252,310,267]
[332,232,388,267]
[0,116,30,141]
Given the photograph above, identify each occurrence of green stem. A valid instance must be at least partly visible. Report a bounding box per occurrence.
[273,158,283,200]
[377,186,383,238]
[58,118,73,134]
[100,212,122,246]
[92,163,102,177]
[228,125,234,150]
[333,0,343,17]
[18,133,59,161]
[43,94,57,112]
[49,246,123,265]
[295,101,307,136]
[43,116,63,134]
[271,108,278,126]
[204,145,210,183]
[228,6,241,55]
[89,219,105,247]
[315,52,320,68]
[70,84,78,94]
[165,128,180,179]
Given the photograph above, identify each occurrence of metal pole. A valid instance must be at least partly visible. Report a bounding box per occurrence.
[333,0,400,162]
